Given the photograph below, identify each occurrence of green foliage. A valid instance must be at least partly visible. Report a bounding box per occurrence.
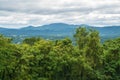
[0,35,12,47]
[103,38,120,80]
[23,37,41,45]
[0,27,120,80]
[74,27,89,49]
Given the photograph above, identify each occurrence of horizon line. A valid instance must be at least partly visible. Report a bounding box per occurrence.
[0,23,120,29]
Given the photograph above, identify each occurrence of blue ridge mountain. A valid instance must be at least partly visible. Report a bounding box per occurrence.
[0,23,120,43]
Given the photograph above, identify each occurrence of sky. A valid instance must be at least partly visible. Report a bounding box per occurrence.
[0,0,120,28]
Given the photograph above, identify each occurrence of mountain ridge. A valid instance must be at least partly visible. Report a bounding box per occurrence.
[0,23,120,43]
[0,23,120,30]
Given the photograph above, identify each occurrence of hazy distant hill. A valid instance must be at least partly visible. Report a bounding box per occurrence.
[0,23,120,43]
[21,23,77,31]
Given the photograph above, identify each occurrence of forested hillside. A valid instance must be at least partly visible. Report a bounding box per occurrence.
[0,27,120,80]
[0,23,120,43]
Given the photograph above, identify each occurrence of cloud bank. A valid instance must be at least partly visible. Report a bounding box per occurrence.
[0,0,120,28]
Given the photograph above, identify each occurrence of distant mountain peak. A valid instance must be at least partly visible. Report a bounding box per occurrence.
[43,23,70,27]
[49,23,69,25]
[27,25,34,28]
[21,25,35,30]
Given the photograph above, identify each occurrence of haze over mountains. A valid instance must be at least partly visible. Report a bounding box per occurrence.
[0,23,120,43]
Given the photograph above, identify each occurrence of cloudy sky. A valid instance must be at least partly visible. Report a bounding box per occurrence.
[0,0,120,28]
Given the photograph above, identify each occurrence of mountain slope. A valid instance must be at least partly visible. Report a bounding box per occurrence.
[0,23,120,43]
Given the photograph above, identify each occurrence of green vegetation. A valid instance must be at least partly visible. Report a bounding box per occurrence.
[0,27,120,80]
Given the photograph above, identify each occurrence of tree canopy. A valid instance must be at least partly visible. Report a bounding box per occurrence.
[0,27,120,80]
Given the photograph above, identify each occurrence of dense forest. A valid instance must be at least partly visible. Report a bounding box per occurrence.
[0,27,120,80]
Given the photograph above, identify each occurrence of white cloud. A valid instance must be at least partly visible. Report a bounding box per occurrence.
[0,0,120,28]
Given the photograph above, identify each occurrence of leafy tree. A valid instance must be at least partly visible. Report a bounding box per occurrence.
[74,27,103,80]
[74,27,89,49]
[0,35,16,80]
[23,37,41,46]
[103,38,120,79]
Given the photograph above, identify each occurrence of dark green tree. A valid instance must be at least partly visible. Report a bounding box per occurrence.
[103,38,120,79]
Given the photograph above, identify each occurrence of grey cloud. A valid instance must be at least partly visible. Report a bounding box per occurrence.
[0,3,92,15]
[0,0,120,28]
[0,0,119,15]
